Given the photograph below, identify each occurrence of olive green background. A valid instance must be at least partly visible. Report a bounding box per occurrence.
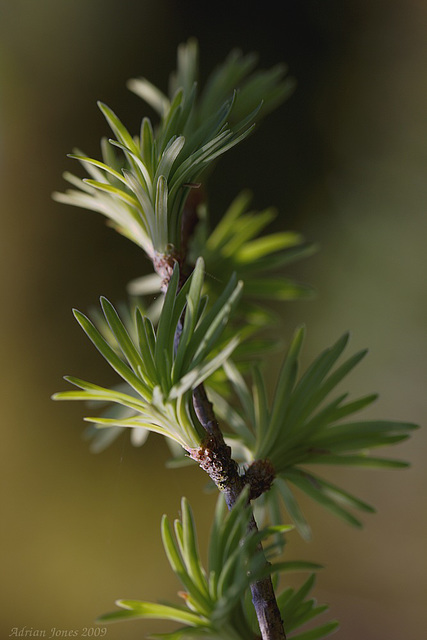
[1,1,426,639]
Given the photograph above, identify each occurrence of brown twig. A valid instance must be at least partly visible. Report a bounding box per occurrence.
[189,385,286,640]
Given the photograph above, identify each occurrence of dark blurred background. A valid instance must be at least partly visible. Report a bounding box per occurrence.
[1,1,426,638]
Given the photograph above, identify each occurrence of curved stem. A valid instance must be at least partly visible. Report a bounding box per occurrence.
[191,385,286,640]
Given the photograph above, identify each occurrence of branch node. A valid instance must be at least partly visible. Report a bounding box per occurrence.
[187,434,241,494]
[244,459,276,501]
[153,249,181,291]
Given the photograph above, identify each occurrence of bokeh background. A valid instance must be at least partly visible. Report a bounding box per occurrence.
[1,1,426,638]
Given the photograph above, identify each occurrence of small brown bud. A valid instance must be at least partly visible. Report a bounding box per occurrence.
[244,459,276,500]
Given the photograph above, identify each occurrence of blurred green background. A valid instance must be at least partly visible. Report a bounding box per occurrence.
[1,1,426,638]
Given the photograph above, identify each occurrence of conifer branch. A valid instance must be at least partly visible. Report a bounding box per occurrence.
[53,38,415,640]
